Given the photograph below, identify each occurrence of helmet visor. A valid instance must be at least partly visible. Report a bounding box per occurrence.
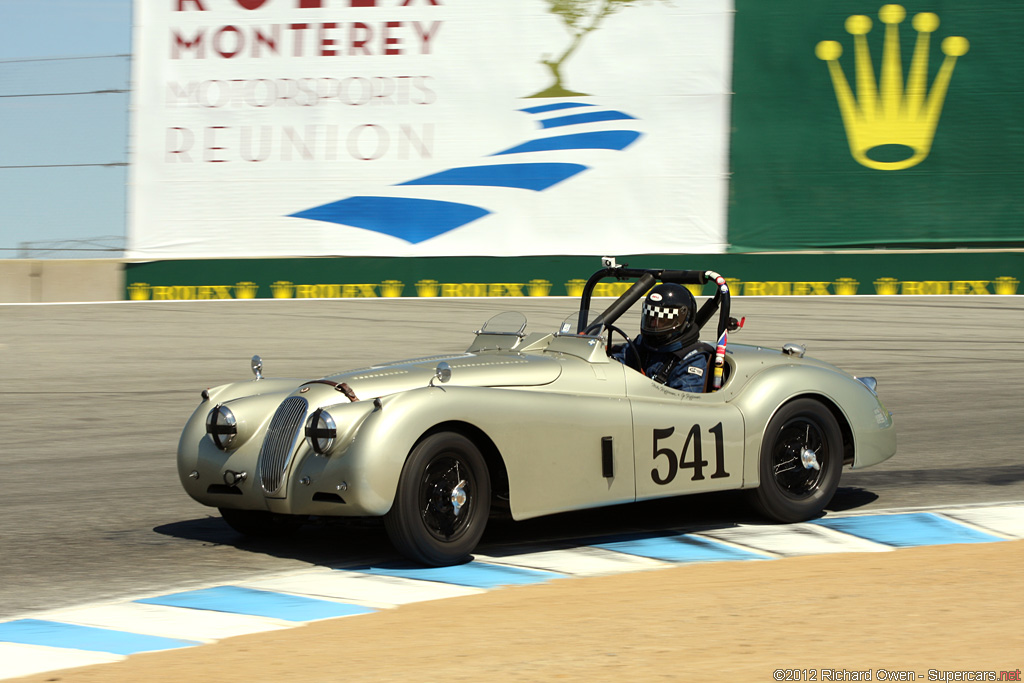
[642,304,684,334]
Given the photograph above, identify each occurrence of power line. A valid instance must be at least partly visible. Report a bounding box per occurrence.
[0,54,130,64]
[0,163,127,169]
[0,88,129,98]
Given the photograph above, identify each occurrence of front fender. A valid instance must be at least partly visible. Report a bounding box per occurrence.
[312,386,468,516]
[732,364,896,487]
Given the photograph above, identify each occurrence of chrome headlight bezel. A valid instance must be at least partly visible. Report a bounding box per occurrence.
[305,407,338,455]
[206,404,238,450]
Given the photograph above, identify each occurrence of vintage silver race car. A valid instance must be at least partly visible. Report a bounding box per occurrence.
[177,263,896,566]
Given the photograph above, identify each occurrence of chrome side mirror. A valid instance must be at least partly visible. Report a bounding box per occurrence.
[782,343,806,358]
[434,361,451,384]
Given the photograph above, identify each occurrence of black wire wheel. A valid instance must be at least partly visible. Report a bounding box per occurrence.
[385,432,491,566]
[218,508,306,537]
[749,399,843,523]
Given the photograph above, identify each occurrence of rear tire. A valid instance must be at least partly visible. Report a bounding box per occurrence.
[385,432,491,566]
[749,399,843,523]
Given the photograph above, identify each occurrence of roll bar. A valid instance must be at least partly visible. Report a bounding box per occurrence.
[576,264,732,342]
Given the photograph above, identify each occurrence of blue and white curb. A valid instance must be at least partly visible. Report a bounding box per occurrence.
[2,502,1022,680]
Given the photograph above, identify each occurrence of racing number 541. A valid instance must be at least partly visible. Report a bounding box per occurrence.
[651,423,729,485]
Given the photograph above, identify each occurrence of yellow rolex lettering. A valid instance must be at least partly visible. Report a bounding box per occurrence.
[500,283,525,296]
[791,282,811,296]
[963,281,990,295]
[744,282,766,296]
[593,282,633,297]
[902,280,952,295]
[442,283,464,297]
[811,282,833,295]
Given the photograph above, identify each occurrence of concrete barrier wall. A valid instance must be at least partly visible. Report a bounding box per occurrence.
[0,260,124,303]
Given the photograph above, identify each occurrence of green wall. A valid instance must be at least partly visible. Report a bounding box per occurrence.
[125,252,1023,300]
[729,1,1024,251]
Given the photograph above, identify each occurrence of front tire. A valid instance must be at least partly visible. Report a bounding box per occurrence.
[749,399,843,523]
[385,432,491,566]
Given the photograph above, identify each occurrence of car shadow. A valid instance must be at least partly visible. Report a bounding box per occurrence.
[154,486,881,569]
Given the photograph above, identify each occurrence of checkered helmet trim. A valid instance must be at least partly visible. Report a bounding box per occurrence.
[642,304,680,319]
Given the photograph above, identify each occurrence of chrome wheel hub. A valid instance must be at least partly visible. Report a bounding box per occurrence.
[450,479,468,517]
[800,447,820,471]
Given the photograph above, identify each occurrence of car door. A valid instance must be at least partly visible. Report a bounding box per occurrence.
[626,369,745,501]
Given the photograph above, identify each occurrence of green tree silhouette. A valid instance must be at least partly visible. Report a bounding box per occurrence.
[530,0,670,98]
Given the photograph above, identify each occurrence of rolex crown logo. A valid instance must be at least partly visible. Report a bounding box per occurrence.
[874,277,900,295]
[834,278,860,295]
[816,4,969,171]
[416,279,440,297]
[994,276,1019,295]
[128,282,151,301]
[528,279,552,297]
[271,281,295,299]
[380,280,404,298]
[233,281,258,299]
[565,279,587,297]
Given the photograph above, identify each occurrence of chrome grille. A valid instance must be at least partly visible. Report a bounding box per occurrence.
[257,397,308,497]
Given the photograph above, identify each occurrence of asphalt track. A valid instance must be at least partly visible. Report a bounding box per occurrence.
[2,295,1023,624]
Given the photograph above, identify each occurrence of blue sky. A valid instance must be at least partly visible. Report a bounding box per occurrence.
[0,0,133,256]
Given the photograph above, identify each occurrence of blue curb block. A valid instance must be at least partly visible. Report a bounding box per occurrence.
[813,512,1006,547]
[0,619,199,655]
[351,561,562,589]
[137,586,374,622]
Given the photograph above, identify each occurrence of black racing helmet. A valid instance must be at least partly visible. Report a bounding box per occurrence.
[641,283,696,345]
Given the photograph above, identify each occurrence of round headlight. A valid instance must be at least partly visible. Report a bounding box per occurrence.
[305,408,337,455]
[206,405,237,450]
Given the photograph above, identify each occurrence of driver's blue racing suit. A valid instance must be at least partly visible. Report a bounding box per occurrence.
[610,336,709,393]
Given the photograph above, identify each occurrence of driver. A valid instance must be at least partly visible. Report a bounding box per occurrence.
[610,283,712,393]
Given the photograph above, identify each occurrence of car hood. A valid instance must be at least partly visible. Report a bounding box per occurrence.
[323,352,562,399]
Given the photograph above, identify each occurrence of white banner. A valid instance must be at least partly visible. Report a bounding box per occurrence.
[128,0,733,258]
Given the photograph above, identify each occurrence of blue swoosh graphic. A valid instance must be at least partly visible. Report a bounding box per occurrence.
[539,110,636,129]
[494,131,642,156]
[290,197,490,244]
[290,105,642,243]
[520,102,595,114]
[399,163,587,191]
